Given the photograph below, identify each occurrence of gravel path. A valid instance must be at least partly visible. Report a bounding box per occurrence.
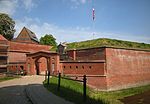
[0,75,73,104]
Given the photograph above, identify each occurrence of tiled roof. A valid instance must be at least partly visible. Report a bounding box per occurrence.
[24,27,39,42]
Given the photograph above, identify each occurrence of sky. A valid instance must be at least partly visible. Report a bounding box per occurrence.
[0,0,150,43]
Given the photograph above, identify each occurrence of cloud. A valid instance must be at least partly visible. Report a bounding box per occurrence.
[70,0,87,9]
[15,17,150,44]
[71,0,86,4]
[22,0,36,11]
[15,17,94,43]
[0,0,18,15]
[0,0,37,15]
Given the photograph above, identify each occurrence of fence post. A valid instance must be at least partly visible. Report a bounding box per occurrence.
[47,71,50,85]
[57,73,61,91]
[83,75,87,101]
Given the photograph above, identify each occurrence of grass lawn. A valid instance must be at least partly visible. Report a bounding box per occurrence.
[0,76,20,82]
[43,77,150,104]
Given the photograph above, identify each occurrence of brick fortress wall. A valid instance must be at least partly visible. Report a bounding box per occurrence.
[106,48,150,90]
[67,48,105,60]
[60,48,107,90]
[60,47,150,90]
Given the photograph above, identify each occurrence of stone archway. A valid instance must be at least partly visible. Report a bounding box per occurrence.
[26,51,59,75]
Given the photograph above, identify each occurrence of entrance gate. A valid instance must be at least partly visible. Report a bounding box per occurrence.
[26,51,59,75]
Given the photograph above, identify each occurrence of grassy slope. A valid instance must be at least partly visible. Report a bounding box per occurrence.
[66,38,150,50]
[44,77,150,104]
[0,76,19,82]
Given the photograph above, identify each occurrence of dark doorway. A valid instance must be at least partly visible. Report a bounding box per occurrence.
[35,61,40,75]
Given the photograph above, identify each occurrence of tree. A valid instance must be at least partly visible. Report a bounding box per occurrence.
[40,34,57,47]
[0,13,16,40]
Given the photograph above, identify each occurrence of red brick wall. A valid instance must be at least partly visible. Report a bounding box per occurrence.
[7,41,52,73]
[39,57,47,73]
[25,54,60,75]
[61,62,105,75]
[87,77,107,90]
[67,48,105,60]
[9,41,51,52]
[106,48,150,90]
[60,61,107,90]
[8,64,26,73]
[8,52,27,63]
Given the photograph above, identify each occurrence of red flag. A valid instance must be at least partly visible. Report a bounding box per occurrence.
[92,8,95,21]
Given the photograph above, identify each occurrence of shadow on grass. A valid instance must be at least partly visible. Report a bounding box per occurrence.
[44,83,105,104]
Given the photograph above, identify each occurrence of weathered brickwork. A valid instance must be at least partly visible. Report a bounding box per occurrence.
[59,47,150,90]
[26,52,60,75]
[105,48,150,90]
[61,62,105,75]
[67,48,105,60]
[0,35,8,72]
[6,41,51,73]
[59,61,107,90]
[7,64,26,73]
[1,34,150,91]
[39,57,47,73]
[0,32,52,74]
[9,41,51,52]
[8,52,27,63]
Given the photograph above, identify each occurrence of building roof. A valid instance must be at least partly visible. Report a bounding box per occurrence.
[58,42,67,47]
[24,27,39,42]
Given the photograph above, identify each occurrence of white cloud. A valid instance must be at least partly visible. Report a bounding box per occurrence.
[0,0,18,15]
[70,0,87,9]
[15,17,150,44]
[22,0,36,11]
[0,0,36,15]
[14,17,94,43]
[71,0,86,4]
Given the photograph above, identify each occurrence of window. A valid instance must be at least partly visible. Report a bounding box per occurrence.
[82,66,84,69]
[89,66,92,69]
[63,66,66,69]
[76,66,78,69]
[70,66,72,69]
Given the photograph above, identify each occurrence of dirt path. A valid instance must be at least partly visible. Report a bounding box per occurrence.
[121,90,150,104]
[0,75,44,104]
[0,75,73,104]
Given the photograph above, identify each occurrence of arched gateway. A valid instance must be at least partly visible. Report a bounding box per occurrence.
[26,51,60,75]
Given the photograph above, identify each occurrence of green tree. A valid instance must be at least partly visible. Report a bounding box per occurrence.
[40,34,57,47]
[0,13,16,40]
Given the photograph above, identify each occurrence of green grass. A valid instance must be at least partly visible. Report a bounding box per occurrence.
[43,77,102,104]
[50,46,57,51]
[66,38,150,50]
[44,77,150,104]
[0,76,20,82]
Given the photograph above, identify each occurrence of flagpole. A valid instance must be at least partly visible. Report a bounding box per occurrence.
[92,7,95,39]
